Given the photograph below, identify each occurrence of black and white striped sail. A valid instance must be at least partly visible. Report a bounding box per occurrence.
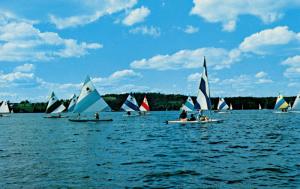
[194,57,211,110]
[292,93,300,110]
[67,94,77,112]
[45,92,61,113]
[217,98,229,110]
[121,94,139,111]
[73,76,111,113]
[0,101,10,114]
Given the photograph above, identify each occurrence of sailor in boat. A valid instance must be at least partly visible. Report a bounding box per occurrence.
[197,110,209,121]
[179,110,187,121]
[127,111,131,116]
[188,114,196,121]
[95,112,99,120]
[282,108,287,112]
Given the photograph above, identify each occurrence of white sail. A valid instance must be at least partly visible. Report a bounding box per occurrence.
[181,96,194,112]
[292,93,300,110]
[73,76,111,113]
[51,104,66,114]
[195,57,211,110]
[121,94,139,111]
[259,104,262,110]
[229,103,233,110]
[67,94,77,112]
[0,101,10,114]
[217,98,229,110]
[274,94,289,110]
[139,96,150,111]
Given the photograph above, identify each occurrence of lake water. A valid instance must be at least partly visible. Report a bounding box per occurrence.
[0,111,299,188]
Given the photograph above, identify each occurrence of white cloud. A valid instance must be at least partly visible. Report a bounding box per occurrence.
[50,0,137,29]
[184,25,199,34]
[190,0,300,32]
[122,6,150,26]
[14,64,35,72]
[239,26,299,54]
[255,71,267,78]
[0,12,102,62]
[130,48,239,70]
[129,26,160,37]
[282,55,300,78]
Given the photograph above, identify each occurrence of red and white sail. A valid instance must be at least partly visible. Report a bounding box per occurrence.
[139,96,150,111]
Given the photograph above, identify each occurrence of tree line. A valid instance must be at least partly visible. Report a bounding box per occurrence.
[10,93,296,113]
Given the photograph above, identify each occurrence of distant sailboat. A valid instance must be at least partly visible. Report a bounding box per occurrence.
[274,94,289,113]
[229,103,233,110]
[121,94,140,116]
[167,57,223,124]
[181,96,194,112]
[69,76,112,122]
[291,93,300,113]
[259,104,262,110]
[67,94,77,112]
[0,101,10,116]
[139,96,150,115]
[44,92,66,118]
[216,98,229,113]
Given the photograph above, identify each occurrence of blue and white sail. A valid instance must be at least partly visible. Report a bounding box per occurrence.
[121,94,139,111]
[194,57,211,110]
[67,94,77,112]
[51,104,66,114]
[181,96,194,112]
[217,98,229,110]
[73,76,111,113]
[0,101,10,114]
[274,94,289,110]
[292,93,300,110]
[45,92,61,114]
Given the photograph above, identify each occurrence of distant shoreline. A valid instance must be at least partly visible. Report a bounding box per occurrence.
[8,93,296,113]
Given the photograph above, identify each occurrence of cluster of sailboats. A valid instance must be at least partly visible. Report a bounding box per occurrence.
[44,77,151,122]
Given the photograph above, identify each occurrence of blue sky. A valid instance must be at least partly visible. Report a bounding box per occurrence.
[1,0,300,102]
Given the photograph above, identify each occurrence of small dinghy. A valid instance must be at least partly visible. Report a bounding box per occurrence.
[44,92,67,118]
[69,118,113,122]
[0,101,11,116]
[121,94,141,116]
[139,96,150,115]
[290,93,300,113]
[166,119,223,124]
[44,115,68,118]
[273,94,289,114]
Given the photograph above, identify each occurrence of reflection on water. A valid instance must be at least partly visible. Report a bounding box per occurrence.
[0,111,299,188]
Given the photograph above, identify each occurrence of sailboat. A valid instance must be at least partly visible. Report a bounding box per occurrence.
[67,94,77,112]
[229,103,233,110]
[216,98,230,113]
[44,92,66,118]
[139,96,150,115]
[273,94,289,113]
[166,57,223,124]
[290,93,300,113]
[0,101,11,117]
[121,94,140,116]
[259,104,262,110]
[69,76,112,122]
[181,96,194,112]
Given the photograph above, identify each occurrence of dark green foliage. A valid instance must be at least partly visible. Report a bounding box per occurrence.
[10,93,297,112]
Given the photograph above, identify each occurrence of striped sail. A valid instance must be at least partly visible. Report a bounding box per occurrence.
[181,96,194,112]
[0,101,10,114]
[121,94,139,111]
[45,92,61,113]
[139,96,150,111]
[73,76,111,113]
[274,94,289,110]
[292,93,300,110]
[194,57,211,110]
[51,104,66,114]
[67,94,77,112]
[217,98,229,110]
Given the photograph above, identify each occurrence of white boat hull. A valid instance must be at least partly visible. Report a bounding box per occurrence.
[166,119,223,124]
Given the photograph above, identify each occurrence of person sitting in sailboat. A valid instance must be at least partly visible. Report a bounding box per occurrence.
[95,112,99,120]
[188,114,196,121]
[179,110,187,121]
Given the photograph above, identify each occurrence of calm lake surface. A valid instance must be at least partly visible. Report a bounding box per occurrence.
[0,111,299,188]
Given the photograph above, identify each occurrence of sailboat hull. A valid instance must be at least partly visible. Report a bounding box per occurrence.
[166,119,223,124]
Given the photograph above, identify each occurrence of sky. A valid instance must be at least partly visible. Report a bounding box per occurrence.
[1,0,300,102]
